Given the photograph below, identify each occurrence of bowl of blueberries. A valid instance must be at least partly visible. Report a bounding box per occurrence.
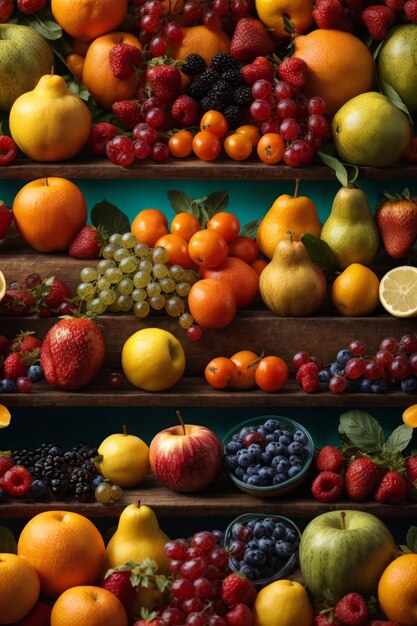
[224,513,301,588]
[223,415,314,497]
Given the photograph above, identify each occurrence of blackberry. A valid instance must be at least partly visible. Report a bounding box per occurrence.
[210,52,239,72]
[233,86,253,106]
[48,470,69,498]
[224,105,245,128]
[198,69,219,91]
[182,53,207,75]
[200,96,224,113]
[186,81,207,101]
[221,69,244,86]
[209,80,234,102]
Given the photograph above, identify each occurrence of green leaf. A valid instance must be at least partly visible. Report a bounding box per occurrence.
[198,206,211,229]
[317,152,359,186]
[385,424,413,455]
[0,527,17,553]
[300,233,340,274]
[407,526,417,553]
[380,80,413,124]
[282,14,295,34]
[240,219,261,239]
[372,39,384,60]
[91,200,130,236]
[15,9,62,40]
[204,191,229,216]
[339,411,385,453]
[155,574,172,592]
[62,74,90,101]
[167,190,194,214]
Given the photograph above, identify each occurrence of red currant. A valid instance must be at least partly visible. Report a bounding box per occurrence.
[279,118,299,141]
[389,355,412,381]
[150,35,168,56]
[145,107,166,128]
[165,538,189,559]
[401,334,417,354]
[187,325,203,341]
[261,118,280,134]
[307,96,327,115]
[166,20,184,42]
[379,337,398,353]
[250,99,271,121]
[344,357,365,379]
[292,351,310,369]
[348,339,366,356]
[191,531,217,551]
[161,608,185,626]
[182,597,204,614]
[374,349,394,368]
[230,0,250,15]
[308,114,329,135]
[364,362,385,380]
[183,1,203,21]
[329,375,347,393]
[145,0,164,16]
[203,9,223,29]
[106,135,135,167]
[16,377,33,393]
[252,79,272,100]
[171,578,195,600]
[134,139,151,159]
[212,0,229,15]
[274,81,293,100]
[277,98,297,118]
[106,372,124,390]
[180,557,208,581]
[150,142,170,161]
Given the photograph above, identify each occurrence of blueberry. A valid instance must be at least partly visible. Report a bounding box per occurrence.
[258,466,275,484]
[0,379,16,393]
[275,444,290,457]
[247,475,263,486]
[275,540,296,557]
[234,466,245,479]
[239,564,255,579]
[284,527,299,544]
[247,539,259,550]
[231,523,246,540]
[247,444,262,462]
[337,349,354,365]
[287,441,303,455]
[265,442,281,456]
[246,463,261,477]
[289,454,303,466]
[253,521,268,538]
[271,457,289,474]
[288,465,302,478]
[264,419,281,432]
[29,479,48,500]
[224,454,238,470]
[330,361,344,376]
[247,519,257,529]
[401,375,417,393]
[226,440,243,454]
[272,473,288,485]
[244,548,267,567]
[261,452,273,465]
[242,473,249,482]
[371,378,387,393]
[293,430,307,445]
[318,369,331,384]
[256,426,268,436]
[27,364,43,383]
[236,449,255,468]
[257,537,275,554]
[359,377,372,392]
[273,523,287,540]
[91,475,104,488]
[48,446,63,457]
[265,433,281,443]
[263,518,276,532]
[279,435,291,447]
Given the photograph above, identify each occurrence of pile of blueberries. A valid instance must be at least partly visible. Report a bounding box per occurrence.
[226,515,300,583]
[223,417,312,487]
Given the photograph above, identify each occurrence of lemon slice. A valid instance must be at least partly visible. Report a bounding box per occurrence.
[379,266,417,318]
[0,405,11,428]
[0,270,5,302]
[403,404,417,428]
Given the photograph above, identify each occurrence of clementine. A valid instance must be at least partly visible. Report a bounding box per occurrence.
[188,278,236,328]
[51,586,127,626]
[200,257,260,308]
[0,553,40,624]
[378,553,417,626]
[230,350,260,390]
[131,209,169,247]
[51,0,128,41]
[82,32,142,110]
[293,29,375,117]
[188,229,229,268]
[171,25,231,64]
[171,212,201,242]
[154,233,195,269]
[17,511,105,598]
[12,177,87,253]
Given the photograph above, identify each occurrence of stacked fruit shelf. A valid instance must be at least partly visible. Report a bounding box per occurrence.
[1,160,416,523]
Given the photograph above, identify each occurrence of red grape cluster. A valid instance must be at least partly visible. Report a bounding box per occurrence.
[293,334,417,394]
[106,124,169,166]
[0,0,46,21]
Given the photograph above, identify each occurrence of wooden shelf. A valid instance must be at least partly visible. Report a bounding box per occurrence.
[1,474,415,519]
[1,157,416,180]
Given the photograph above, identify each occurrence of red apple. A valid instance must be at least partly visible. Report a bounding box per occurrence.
[149,411,223,493]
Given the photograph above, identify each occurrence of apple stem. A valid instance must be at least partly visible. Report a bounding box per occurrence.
[287,230,294,243]
[122,425,128,436]
[293,178,300,198]
[341,511,346,530]
[176,410,186,436]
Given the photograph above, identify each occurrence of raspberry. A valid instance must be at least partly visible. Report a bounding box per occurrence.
[88,123,120,156]
[111,100,143,130]
[171,95,198,126]
[314,616,343,626]
[312,0,343,29]
[301,375,320,393]
[225,603,253,626]
[0,135,18,166]
[277,57,308,91]
[311,471,344,502]
[0,456,14,478]
[108,43,142,79]
[3,465,32,497]
[335,592,369,626]
[404,0,417,21]
[182,53,207,75]
[296,361,319,384]
[361,5,397,40]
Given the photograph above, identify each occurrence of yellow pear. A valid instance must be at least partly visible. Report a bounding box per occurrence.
[104,503,170,575]
[9,73,91,162]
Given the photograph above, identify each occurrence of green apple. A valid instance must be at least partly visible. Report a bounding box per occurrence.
[0,24,54,111]
[378,24,417,112]
[299,510,396,601]
[332,92,412,167]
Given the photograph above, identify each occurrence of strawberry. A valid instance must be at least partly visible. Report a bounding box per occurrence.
[405,455,417,495]
[311,471,344,502]
[240,57,274,86]
[40,317,105,390]
[171,94,199,126]
[10,331,42,355]
[69,225,104,259]
[345,458,382,501]
[312,0,343,28]
[404,0,417,22]
[316,446,346,472]
[0,201,12,239]
[230,18,275,63]
[103,567,138,608]
[376,191,417,259]
[221,573,257,608]
[112,100,143,129]
[109,43,142,80]
[35,277,72,312]
[335,592,368,626]
[133,619,165,626]
[3,465,32,496]
[88,122,120,156]
[3,352,28,381]
[374,469,407,504]
[0,455,14,478]
[277,58,308,91]
[314,616,343,626]
[146,64,182,102]
[225,603,253,626]
[361,5,397,40]
[1,288,35,316]
[15,601,52,626]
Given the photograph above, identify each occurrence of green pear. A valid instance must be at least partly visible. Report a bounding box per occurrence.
[378,24,417,112]
[332,92,411,167]
[104,502,170,574]
[321,185,380,269]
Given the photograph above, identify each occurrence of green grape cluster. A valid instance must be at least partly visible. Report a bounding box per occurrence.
[76,232,198,328]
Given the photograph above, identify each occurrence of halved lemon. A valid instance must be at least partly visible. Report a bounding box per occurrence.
[0,270,5,302]
[379,266,417,318]
[403,404,417,428]
[0,405,11,428]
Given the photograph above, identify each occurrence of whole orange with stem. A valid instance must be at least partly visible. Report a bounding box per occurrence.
[188,229,228,268]
[154,233,195,269]
[228,236,260,265]
[193,131,222,161]
[12,177,87,253]
[82,32,142,110]
[200,111,228,138]
[200,257,260,308]
[131,209,169,247]
[255,356,289,392]
[188,278,236,328]
[51,0,128,41]
[17,511,105,598]
[170,25,231,64]
[0,553,40,624]
[205,357,238,389]
[207,212,240,243]
[50,586,127,626]
[230,350,260,390]
[257,133,285,164]
[378,553,417,625]
[171,212,201,242]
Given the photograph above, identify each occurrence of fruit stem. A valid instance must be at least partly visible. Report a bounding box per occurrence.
[293,178,300,198]
[341,511,346,530]
[287,230,294,243]
[123,424,128,436]
[176,410,186,436]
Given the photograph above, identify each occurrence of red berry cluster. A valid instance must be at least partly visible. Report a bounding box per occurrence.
[0,456,32,498]
[1,273,74,317]
[0,330,44,393]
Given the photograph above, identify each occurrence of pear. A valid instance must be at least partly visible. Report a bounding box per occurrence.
[378,24,417,112]
[259,235,327,316]
[321,185,380,269]
[104,502,170,574]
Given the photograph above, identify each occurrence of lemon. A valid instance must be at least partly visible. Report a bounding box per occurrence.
[0,271,6,302]
[403,404,417,428]
[379,266,417,318]
[253,579,314,626]
[97,425,150,487]
[0,404,11,428]
[331,263,379,316]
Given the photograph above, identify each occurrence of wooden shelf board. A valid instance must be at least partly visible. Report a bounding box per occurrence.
[1,158,416,181]
[0,475,415,518]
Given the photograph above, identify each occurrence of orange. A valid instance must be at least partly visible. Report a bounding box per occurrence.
[403,404,417,428]
[171,25,231,64]
[293,29,375,117]
[51,0,128,41]
[131,209,169,247]
[171,212,201,242]
[207,212,240,242]
[66,53,85,80]
[378,553,417,625]
[200,257,260,308]
[51,586,127,626]
[188,278,236,329]
[188,229,229,268]
[236,125,261,148]
[255,0,313,38]
[331,263,380,316]
[18,511,105,598]
[0,553,40,624]
[82,32,142,110]
[230,350,260,390]
[12,177,87,253]
[0,404,11,428]
[154,233,195,269]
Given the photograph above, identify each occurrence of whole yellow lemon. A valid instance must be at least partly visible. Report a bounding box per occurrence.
[332,263,380,317]
[122,328,186,392]
[253,579,314,626]
[97,426,149,487]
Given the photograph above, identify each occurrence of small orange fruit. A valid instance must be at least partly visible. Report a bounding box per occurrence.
[257,133,285,164]
[188,278,236,329]
[331,263,380,317]
[188,229,228,268]
[403,404,417,428]
[378,553,417,626]
[224,133,253,161]
[205,357,238,389]
[207,212,240,242]
[154,233,195,269]
[0,553,40,624]
[66,53,85,80]
[131,209,169,247]
[50,586,128,626]
[171,212,201,242]
[192,130,222,161]
[168,130,194,158]
[51,0,128,41]
[230,350,260,390]
[236,125,261,148]
[170,25,230,64]
[200,111,228,138]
